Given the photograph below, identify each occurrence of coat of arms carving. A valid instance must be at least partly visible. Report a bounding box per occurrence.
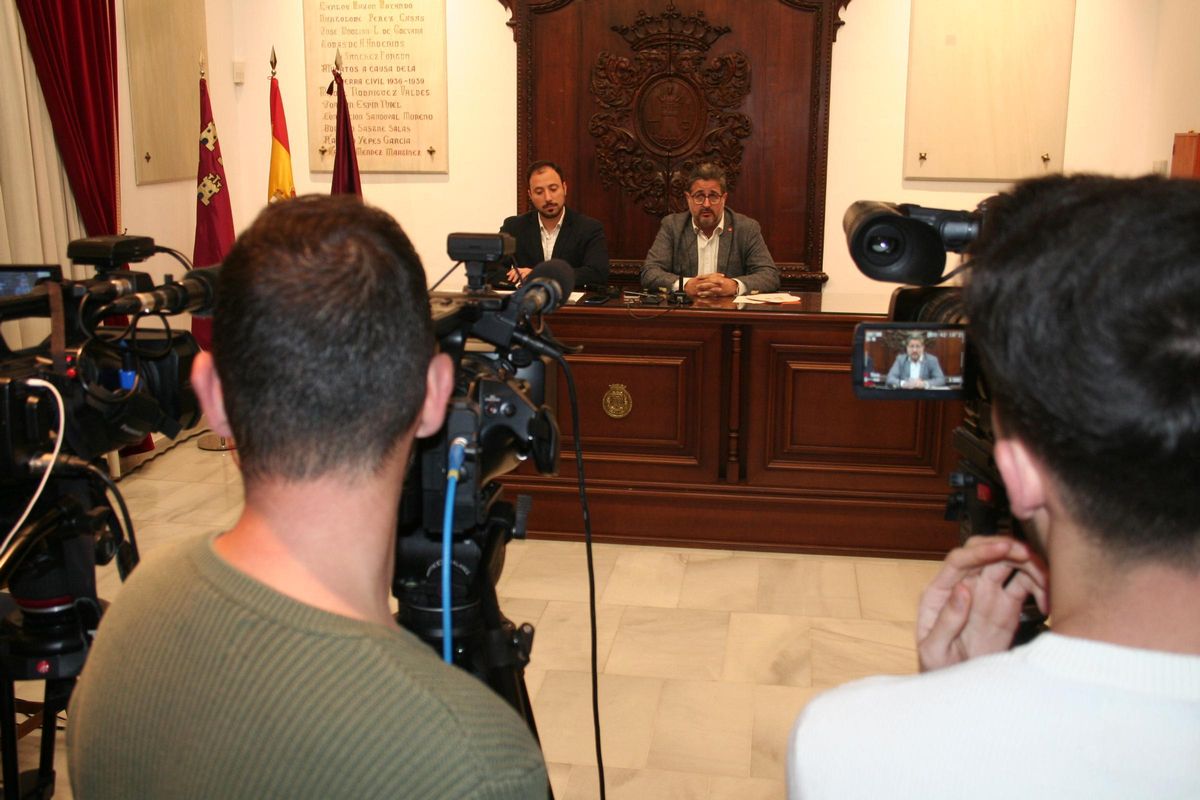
[588,3,752,216]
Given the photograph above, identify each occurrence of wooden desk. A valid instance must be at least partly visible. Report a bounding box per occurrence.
[503,294,963,558]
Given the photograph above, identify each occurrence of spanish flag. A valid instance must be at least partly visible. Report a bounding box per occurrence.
[267,74,295,202]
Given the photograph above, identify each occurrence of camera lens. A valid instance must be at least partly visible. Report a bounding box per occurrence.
[867,234,900,256]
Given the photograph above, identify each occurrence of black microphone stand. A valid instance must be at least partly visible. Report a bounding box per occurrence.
[667,269,692,306]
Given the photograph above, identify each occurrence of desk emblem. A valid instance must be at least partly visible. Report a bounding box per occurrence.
[603,384,633,419]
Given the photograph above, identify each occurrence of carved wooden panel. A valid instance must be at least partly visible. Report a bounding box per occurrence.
[742,320,961,491]
[504,1,851,288]
[588,6,752,216]
[535,313,725,482]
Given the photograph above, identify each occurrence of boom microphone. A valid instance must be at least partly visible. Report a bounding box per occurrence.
[104,267,219,317]
[513,259,575,317]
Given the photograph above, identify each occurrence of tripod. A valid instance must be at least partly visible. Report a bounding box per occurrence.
[393,492,548,795]
[0,507,104,799]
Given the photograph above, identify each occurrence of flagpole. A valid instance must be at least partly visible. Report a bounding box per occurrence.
[194,53,237,453]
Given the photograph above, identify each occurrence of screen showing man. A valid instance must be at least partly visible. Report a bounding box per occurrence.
[885,333,946,389]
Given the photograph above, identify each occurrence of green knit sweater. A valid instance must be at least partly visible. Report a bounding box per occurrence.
[67,533,548,798]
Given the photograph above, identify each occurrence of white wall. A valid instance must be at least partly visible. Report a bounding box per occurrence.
[115,0,517,292]
[113,0,1197,308]
[821,0,1194,301]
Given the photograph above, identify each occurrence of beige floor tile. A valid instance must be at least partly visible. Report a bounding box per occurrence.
[566,766,710,800]
[600,547,688,608]
[546,761,574,799]
[498,596,548,629]
[750,684,821,780]
[722,613,811,687]
[495,538,531,587]
[809,617,918,687]
[677,554,760,612]
[523,666,546,702]
[604,607,730,680]
[855,558,942,622]
[532,670,663,769]
[646,679,754,777]
[709,775,786,800]
[526,600,624,672]
[498,539,619,603]
[756,557,860,618]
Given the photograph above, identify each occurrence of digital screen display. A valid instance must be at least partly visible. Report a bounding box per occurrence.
[852,322,970,400]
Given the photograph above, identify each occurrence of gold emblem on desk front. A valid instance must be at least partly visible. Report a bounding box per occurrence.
[603,384,633,419]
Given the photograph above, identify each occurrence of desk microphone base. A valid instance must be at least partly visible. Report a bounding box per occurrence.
[667,290,693,306]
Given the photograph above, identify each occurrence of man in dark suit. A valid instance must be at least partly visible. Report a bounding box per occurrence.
[500,160,610,288]
[640,162,780,298]
[886,333,946,388]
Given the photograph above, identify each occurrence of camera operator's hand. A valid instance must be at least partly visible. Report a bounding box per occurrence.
[916,535,1049,672]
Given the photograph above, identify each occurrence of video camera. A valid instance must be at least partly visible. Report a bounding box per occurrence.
[1,236,210,680]
[393,233,573,722]
[843,200,1046,644]
[841,200,1019,540]
[0,236,212,796]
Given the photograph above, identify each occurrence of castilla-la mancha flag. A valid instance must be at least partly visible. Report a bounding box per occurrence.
[267,74,296,202]
[327,68,362,196]
[192,76,235,351]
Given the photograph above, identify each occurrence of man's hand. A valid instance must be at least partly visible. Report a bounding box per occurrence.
[506,266,532,284]
[901,378,926,389]
[916,536,1049,672]
[686,273,738,298]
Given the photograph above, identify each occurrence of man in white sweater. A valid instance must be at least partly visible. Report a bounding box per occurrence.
[788,175,1200,799]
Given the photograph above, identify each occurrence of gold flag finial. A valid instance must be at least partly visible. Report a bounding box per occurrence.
[334,48,343,72]
[270,46,277,76]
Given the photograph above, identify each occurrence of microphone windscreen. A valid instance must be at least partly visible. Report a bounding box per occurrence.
[528,259,576,296]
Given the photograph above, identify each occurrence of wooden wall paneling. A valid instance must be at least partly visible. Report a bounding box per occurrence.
[507,0,850,288]
[531,312,725,482]
[503,304,962,557]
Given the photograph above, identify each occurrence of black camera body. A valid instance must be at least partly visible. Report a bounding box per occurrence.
[1,238,205,683]
[843,202,1019,542]
[394,243,570,704]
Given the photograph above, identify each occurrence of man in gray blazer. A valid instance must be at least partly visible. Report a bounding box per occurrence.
[640,163,780,298]
[886,334,946,388]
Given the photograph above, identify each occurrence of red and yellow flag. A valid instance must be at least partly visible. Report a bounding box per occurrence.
[267,75,296,202]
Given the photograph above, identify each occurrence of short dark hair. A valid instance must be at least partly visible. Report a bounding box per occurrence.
[213,195,436,483]
[526,160,565,186]
[965,174,1200,566]
[686,163,727,194]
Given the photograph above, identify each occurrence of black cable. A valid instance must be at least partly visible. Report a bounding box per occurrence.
[81,461,139,565]
[429,261,463,292]
[550,351,605,800]
[153,246,194,272]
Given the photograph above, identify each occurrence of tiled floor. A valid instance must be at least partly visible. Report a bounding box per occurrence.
[12,439,942,799]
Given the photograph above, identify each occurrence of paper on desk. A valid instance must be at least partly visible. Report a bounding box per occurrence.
[734,292,803,304]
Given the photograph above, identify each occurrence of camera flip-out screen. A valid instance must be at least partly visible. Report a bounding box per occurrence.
[852,322,970,400]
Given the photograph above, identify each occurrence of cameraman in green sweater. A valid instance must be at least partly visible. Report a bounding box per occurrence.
[68,195,548,798]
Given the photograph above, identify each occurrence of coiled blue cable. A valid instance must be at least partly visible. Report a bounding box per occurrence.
[442,438,468,664]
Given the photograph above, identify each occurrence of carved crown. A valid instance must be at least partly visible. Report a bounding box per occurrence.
[612,3,730,53]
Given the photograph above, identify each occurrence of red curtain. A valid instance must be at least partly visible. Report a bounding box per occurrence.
[16,0,120,236]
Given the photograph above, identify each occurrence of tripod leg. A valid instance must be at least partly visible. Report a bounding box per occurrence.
[0,674,19,800]
[34,678,72,797]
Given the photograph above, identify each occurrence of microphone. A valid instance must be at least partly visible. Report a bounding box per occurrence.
[105,267,219,317]
[513,259,575,317]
